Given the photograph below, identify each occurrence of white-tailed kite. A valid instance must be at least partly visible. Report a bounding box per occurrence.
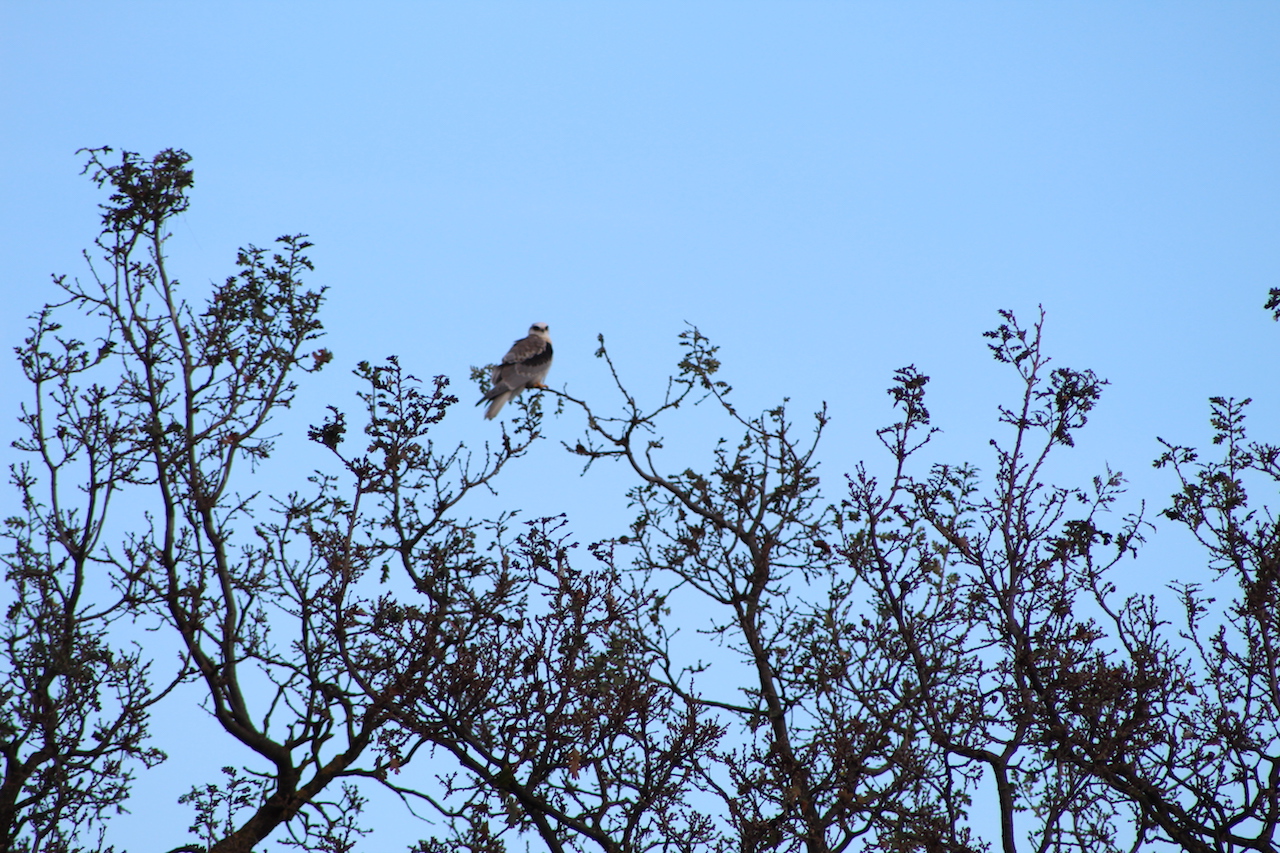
[478,322,554,419]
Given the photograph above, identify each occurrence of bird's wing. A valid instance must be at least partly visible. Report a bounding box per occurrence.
[503,333,552,368]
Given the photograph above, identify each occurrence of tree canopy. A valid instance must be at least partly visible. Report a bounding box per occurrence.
[3,148,1278,853]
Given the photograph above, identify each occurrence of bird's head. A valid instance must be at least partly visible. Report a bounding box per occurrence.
[529,322,551,340]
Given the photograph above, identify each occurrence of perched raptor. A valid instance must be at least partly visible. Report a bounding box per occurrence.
[478,322,553,419]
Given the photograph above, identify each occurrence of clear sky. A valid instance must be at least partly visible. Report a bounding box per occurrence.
[2,3,1279,850]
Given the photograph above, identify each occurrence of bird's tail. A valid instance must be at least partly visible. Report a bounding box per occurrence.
[483,392,510,420]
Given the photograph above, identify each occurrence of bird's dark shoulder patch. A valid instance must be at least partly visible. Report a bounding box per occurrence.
[523,342,553,366]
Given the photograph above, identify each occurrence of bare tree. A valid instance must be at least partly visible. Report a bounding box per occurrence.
[562,330,984,853]
[298,359,725,853]
[4,147,1279,853]
[0,146,397,853]
[840,311,1159,853]
[1,304,170,853]
[1145,395,1280,852]
[3,147,723,853]
[559,310,1278,853]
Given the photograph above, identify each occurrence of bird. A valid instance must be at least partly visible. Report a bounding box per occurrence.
[477,322,553,419]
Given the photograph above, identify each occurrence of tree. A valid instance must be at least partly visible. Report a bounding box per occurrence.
[2,147,1278,853]
[563,310,1279,853]
[562,316,1138,853]
[2,150,720,853]
[563,332,976,853]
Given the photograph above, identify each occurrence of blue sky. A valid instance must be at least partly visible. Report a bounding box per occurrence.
[3,3,1279,849]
